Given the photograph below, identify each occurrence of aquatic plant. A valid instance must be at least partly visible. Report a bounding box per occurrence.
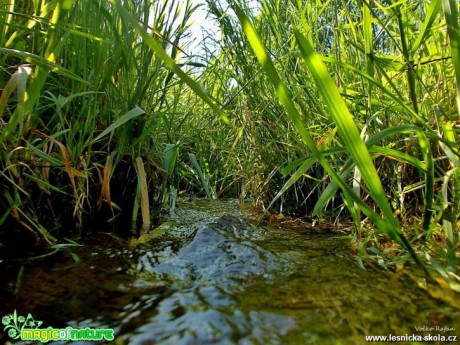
[205,0,460,276]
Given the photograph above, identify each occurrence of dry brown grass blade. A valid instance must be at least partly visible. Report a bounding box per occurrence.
[135,157,150,231]
[31,129,87,195]
[97,155,113,210]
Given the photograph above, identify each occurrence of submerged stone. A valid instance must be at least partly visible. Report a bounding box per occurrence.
[139,215,283,281]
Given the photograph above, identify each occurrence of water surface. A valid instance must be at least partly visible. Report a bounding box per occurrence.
[1,199,458,344]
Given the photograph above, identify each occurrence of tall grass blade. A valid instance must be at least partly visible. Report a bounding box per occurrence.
[92,106,145,143]
[313,125,434,215]
[411,0,442,53]
[0,48,87,83]
[442,0,460,117]
[362,0,375,78]
[232,4,413,251]
[293,29,398,228]
[321,56,426,125]
[163,144,179,174]
[268,158,316,209]
[0,65,32,145]
[189,153,215,199]
[162,143,179,206]
[97,155,113,210]
[415,130,434,233]
[22,173,70,196]
[108,0,230,124]
[135,157,150,231]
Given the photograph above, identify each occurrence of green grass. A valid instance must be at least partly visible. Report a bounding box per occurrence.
[0,0,459,285]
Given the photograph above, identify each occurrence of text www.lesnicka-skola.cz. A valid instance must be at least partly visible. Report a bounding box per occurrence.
[365,334,458,342]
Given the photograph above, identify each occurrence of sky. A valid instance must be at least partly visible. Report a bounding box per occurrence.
[186,0,221,58]
[185,0,258,58]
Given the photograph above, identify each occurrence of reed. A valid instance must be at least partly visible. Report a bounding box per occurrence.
[0,0,458,280]
[0,0,197,236]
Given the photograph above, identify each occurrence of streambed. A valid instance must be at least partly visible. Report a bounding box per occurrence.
[1,199,459,344]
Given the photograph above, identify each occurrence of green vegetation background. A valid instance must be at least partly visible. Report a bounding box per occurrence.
[0,0,459,285]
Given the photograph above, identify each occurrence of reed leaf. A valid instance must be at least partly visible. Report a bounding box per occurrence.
[135,157,150,231]
[269,157,316,209]
[189,153,215,199]
[232,4,410,246]
[293,29,398,228]
[92,106,145,143]
[313,125,436,215]
[411,0,442,53]
[107,0,229,124]
[442,0,460,117]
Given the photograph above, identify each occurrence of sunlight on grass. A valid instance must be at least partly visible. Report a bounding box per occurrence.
[0,0,458,284]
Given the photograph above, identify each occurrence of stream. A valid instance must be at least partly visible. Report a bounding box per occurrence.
[1,199,459,344]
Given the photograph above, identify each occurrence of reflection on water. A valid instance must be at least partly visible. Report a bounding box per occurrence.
[1,199,459,344]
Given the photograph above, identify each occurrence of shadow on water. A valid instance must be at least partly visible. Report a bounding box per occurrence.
[0,199,459,344]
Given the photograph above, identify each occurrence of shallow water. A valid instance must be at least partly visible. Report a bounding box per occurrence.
[1,199,459,344]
